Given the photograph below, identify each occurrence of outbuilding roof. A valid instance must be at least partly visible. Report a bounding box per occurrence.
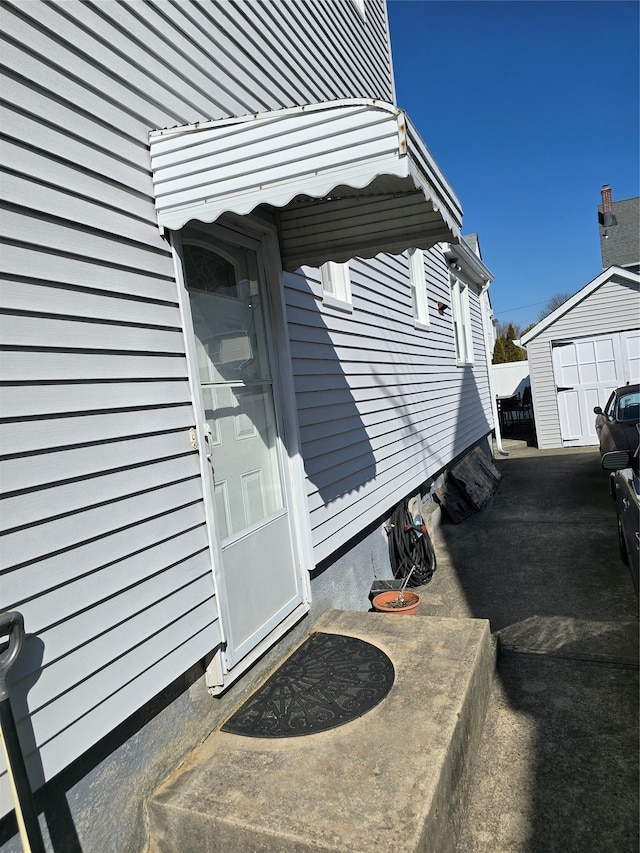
[520,266,640,345]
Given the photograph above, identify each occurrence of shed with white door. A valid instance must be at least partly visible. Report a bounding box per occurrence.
[520,266,640,448]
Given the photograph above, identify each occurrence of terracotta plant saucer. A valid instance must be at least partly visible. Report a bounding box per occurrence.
[372,590,421,615]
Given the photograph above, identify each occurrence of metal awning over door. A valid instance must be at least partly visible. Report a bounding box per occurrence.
[149,99,463,270]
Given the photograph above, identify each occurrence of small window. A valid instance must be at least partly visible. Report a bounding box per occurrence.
[408,248,429,328]
[321,261,353,312]
[450,277,474,364]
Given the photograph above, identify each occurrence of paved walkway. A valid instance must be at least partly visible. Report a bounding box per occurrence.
[416,437,639,852]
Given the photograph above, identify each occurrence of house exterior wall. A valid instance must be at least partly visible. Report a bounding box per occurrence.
[286,244,492,565]
[527,274,640,448]
[0,0,395,831]
[0,1,493,849]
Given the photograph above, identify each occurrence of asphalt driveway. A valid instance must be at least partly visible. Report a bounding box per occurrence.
[417,437,639,853]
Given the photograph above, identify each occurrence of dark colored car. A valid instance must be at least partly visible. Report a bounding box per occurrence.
[602,445,640,597]
[594,384,640,456]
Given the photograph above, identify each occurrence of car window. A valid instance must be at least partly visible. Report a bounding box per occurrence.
[604,391,616,417]
[616,391,640,422]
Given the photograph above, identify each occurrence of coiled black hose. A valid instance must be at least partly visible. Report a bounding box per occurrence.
[387,499,437,587]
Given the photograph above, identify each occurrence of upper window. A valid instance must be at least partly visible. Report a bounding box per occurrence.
[321,261,353,312]
[408,248,429,328]
[450,277,474,364]
[351,0,366,19]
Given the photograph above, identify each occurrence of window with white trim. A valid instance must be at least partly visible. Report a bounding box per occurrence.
[450,277,474,364]
[321,261,353,312]
[408,248,429,328]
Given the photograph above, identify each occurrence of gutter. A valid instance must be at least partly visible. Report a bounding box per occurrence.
[480,282,508,457]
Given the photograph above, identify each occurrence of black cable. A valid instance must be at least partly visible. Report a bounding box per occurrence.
[387,499,437,587]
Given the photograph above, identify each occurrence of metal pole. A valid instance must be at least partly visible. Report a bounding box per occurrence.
[0,612,45,853]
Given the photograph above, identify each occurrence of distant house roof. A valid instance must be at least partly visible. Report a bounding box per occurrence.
[598,195,640,270]
[461,233,481,258]
[520,266,640,345]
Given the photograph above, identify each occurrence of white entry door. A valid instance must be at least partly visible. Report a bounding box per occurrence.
[181,230,304,670]
[553,334,624,445]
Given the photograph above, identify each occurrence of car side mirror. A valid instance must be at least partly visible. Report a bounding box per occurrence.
[601,450,631,471]
[593,406,603,415]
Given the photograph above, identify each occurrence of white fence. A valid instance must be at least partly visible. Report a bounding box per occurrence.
[491,361,530,397]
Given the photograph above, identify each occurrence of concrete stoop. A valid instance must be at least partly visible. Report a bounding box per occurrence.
[147,609,496,853]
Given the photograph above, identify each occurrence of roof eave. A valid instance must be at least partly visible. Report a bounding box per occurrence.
[520,266,640,345]
[443,241,493,286]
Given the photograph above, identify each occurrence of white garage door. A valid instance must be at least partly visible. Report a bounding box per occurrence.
[553,330,639,446]
[622,330,640,381]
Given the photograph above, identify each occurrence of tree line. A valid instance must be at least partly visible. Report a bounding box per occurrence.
[492,322,528,363]
[492,292,571,364]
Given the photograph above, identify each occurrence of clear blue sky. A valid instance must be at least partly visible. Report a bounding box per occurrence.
[387,0,640,331]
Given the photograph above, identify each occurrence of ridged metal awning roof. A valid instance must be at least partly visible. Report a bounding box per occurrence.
[149,99,463,270]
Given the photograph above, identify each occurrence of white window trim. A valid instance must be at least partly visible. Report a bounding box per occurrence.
[321,261,353,313]
[408,247,430,329]
[450,276,474,365]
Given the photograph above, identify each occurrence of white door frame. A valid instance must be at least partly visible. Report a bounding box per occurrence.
[169,212,313,692]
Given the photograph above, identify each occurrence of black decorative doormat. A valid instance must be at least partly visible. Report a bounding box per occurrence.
[221,632,395,738]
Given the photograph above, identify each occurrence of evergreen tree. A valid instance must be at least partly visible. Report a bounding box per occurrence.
[504,323,526,361]
[492,337,508,364]
[492,323,527,363]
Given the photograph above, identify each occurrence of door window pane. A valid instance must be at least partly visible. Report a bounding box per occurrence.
[184,242,272,383]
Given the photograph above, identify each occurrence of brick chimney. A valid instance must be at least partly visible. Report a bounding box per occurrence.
[601,184,613,211]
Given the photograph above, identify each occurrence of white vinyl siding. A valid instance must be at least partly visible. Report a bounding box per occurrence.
[0,0,394,814]
[0,276,221,809]
[526,274,639,448]
[285,244,493,562]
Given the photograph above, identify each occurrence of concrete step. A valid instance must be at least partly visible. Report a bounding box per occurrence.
[147,609,496,853]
